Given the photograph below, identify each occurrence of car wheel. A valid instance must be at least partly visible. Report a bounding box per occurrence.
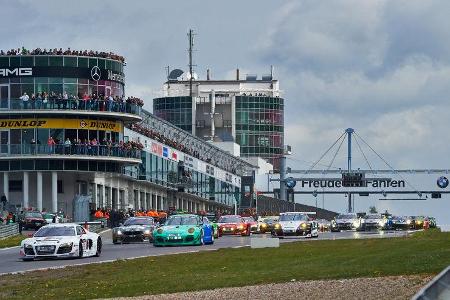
[78,242,83,259]
[95,238,102,257]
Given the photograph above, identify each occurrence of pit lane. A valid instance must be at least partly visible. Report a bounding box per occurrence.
[0,229,410,275]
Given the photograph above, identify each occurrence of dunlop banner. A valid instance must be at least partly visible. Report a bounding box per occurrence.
[0,119,123,132]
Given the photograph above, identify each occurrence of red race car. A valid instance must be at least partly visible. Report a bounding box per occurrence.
[242,216,258,234]
[217,215,250,236]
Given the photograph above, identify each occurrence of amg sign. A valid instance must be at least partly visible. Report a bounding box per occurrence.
[0,68,32,77]
[300,179,406,189]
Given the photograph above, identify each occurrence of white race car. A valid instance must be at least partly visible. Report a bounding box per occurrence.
[20,223,102,261]
[272,212,319,238]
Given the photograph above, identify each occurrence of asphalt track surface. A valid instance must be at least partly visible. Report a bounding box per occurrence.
[0,229,410,275]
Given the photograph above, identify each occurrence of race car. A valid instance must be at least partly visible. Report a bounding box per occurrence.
[362,214,392,231]
[317,219,331,232]
[257,216,279,233]
[242,216,258,233]
[42,213,62,224]
[205,213,220,238]
[217,215,250,236]
[22,211,47,230]
[19,223,102,261]
[391,216,412,230]
[330,213,363,232]
[271,212,319,238]
[428,217,437,228]
[112,217,156,244]
[153,214,214,246]
[414,216,426,229]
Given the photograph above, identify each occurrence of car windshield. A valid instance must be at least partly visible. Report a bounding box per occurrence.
[34,226,75,237]
[124,218,154,226]
[243,217,255,222]
[263,217,278,222]
[337,214,356,219]
[25,212,43,218]
[206,215,217,222]
[165,216,199,226]
[42,214,54,219]
[365,215,381,219]
[279,214,308,222]
[218,216,241,223]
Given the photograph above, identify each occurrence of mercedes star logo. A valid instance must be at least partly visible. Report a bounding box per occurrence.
[91,66,101,81]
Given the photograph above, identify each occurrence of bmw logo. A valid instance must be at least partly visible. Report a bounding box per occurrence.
[285,177,296,188]
[437,176,449,189]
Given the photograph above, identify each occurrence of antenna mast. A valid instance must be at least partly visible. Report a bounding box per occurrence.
[188,29,195,97]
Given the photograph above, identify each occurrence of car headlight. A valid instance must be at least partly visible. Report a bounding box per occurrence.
[406,220,411,224]
[261,223,267,227]
[144,229,151,235]
[300,223,307,229]
[157,228,163,234]
[60,242,73,248]
[24,244,33,249]
[237,225,244,230]
[116,230,122,235]
[187,228,195,234]
[274,223,281,229]
[378,221,385,226]
[352,221,359,227]
[416,220,422,224]
[361,219,365,224]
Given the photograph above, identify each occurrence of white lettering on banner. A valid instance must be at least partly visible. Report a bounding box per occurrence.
[0,68,32,77]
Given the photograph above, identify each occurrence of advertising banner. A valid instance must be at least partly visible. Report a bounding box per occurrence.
[0,118,122,132]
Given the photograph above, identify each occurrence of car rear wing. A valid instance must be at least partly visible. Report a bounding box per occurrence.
[77,220,106,230]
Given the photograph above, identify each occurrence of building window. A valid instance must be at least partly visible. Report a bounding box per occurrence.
[57,180,64,193]
[9,180,22,192]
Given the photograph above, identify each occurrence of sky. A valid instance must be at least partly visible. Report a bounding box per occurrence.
[2,0,450,223]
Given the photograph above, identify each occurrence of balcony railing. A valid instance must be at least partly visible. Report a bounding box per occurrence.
[0,144,141,160]
[0,99,142,115]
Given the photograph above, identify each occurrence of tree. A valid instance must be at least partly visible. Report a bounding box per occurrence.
[369,206,378,214]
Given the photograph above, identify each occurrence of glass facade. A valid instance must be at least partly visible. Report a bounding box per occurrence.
[153,97,192,132]
[127,150,240,207]
[0,55,125,100]
[235,96,284,168]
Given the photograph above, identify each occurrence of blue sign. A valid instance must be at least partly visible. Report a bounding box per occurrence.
[285,177,296,188]
[162,147,169,158]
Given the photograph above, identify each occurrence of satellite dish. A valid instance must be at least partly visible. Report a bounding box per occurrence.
[168,69,184,81]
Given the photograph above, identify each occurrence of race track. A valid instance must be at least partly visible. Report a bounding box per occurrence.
[0,229,410,275]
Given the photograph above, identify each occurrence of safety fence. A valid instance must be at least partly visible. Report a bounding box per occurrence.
[413,265,450,299]
[0,223,19,239]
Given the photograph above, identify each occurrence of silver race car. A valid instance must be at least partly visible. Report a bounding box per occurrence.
[20,223,102,261]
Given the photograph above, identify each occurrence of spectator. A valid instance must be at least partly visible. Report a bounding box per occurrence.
[20,92,29,109]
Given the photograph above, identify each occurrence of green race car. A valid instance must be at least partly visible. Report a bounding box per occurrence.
[205,213,220,238]
[153,214,214,246]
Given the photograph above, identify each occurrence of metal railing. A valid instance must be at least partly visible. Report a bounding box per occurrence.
[0,223,19,239]
[1,144,141,159]
[413,265,450,299]
[1,98,141,115]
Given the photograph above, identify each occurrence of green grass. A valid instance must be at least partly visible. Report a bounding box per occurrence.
[0,230,449,300]
[0,235,26,249]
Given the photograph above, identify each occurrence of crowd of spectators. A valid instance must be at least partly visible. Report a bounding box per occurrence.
[0,47,125,62]
[18,91,144,111]
[129,123,238,174]
[21,137,143,158]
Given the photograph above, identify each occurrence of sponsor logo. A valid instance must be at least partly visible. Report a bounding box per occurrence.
[79,120,87,128]
[107,70,125,84]
[151,142,162,156]
[299,179,406,189]
[171,151,178,161]
[162,147,169,158]
[285,177,296,188]
[0,67,32,77]
[0,120,46,128]
[91,66,101,81]
[437,176,449,189]
[88,121,116,130]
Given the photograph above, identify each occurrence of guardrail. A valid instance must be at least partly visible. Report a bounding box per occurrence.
[0,223,19,239]
[413,265,450,299]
